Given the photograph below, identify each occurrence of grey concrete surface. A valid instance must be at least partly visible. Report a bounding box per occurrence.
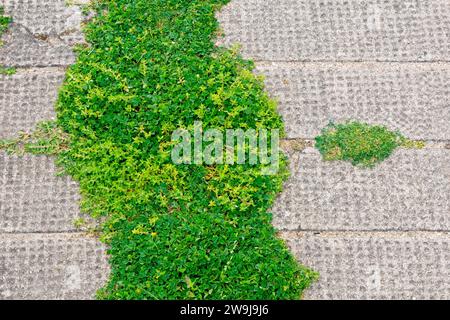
[0,68,65,138]
[217,0,450,62]
[0,24,76,67]
[273,148,450,231]
[0,0,85,67]
[282,232,450,300]
[0,152,83,233]
[0,233,109,300]
[256,62,450,140]
[1,0,84,36]
[0,0,108,300]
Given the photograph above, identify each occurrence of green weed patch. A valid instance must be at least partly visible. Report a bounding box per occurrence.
[0,7,11,35]
[0,121,69,156]
[56,0,317,299]
[0,6,15,75]
[315,121,421,167]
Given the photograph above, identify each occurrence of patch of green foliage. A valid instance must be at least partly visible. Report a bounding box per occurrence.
[0,7,11,35]
[56,0,317,299]
[0,121,69,156]
[0,7,15,75]
[315,121,421,167]
[0,66,16,75]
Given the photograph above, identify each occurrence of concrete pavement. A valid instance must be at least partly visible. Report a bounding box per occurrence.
[218,0,450,300]
[0,0,448,300]
[0,0,108,300]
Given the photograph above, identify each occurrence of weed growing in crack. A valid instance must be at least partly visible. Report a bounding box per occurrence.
[0,6,15,75]
[0,7,11,35]
[315,121,424,167]
[0,121,70,156]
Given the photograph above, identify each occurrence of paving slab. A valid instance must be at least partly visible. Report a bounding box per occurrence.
[282,232,450,300]
[0,68,65,138]
[217,0,450,61]
[0,0,108,300]
[0,0,84,36]
[256,62,450,140]
[0,233,109,300]
[0,0,85,67]
[0,24,76,67]
[0,152,83,233]
[273,148,450,231]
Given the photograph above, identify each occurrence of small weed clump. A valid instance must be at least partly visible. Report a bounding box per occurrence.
[0,7,11,35]
[315,122,407,167]
[0,6,15,75]
[56,0,317,299]
[0,66,15,75]
[0,121,69,156]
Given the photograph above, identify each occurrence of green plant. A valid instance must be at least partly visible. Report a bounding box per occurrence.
[73,217,87,229]
[0,121,69,156]
[400,137,426,149]
[55,0,316,299]
[0,7,11,35]
[0,6,15,75]
[0,66,16,75]
[315,121,411,167]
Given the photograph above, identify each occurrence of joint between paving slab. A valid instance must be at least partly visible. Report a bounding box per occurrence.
[5,65,71,70]
[0,231,98,240]
[0,230,85,235]
[1,66,68,73]
[280,138,450,154]
[1,64,73,68]
[278,230,450,240]
[254,60,450,65]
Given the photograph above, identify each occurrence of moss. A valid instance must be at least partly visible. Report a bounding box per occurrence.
[315,121,404,167]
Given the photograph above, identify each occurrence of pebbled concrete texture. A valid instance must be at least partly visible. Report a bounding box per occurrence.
[0,233,109,300]
[217,0,450,62]
[0,68,65,138]
[282,232,450,300]
[0,0,85,67]
[273,148,450,232]
[0,0,85,36]
[0,0,108,300]
[256,62,450,140]
[0,152,82,233]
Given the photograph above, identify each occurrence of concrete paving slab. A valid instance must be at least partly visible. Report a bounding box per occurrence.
[256,62,450,140]
[217,0,450,61]
[0,24,77,67]
[273,148,450,231]
[0,153,83,233]
[282,232,450,300]
[0,0,84,37]
[0,0,85,67]
[0,233,109,300]
[0,68,65,138]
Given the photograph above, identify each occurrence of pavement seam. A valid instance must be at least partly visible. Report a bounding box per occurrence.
[254,60,450,64]
[279,231,450,239]
[0,231,97,239]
